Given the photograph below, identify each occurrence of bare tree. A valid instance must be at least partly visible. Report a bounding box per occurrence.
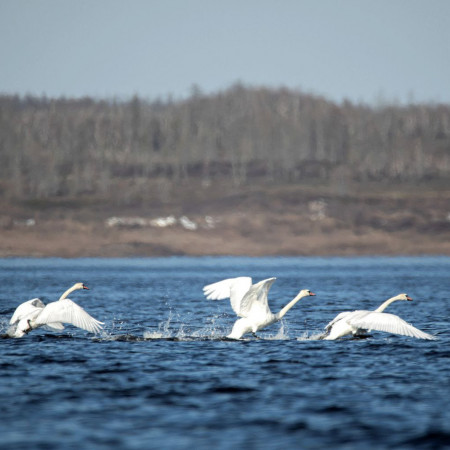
[0,87,449,203]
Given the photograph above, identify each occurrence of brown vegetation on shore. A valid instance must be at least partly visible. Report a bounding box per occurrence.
[1,180,449,257]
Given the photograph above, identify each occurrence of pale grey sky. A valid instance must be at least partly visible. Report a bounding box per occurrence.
[1,0,449,104]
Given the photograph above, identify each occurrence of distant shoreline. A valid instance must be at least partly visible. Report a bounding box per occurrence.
[1,221,449,258]
[1,181,449,258]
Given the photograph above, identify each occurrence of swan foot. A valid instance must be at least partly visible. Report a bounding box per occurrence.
[252,332,260,339]
[23,320,33,335]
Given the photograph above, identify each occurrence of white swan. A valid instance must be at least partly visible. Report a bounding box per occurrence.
[8,282,104,338]
[320,293,436,340]
[203,277,315,339]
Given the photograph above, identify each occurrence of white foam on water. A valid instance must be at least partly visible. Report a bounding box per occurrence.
[297,331,325,341]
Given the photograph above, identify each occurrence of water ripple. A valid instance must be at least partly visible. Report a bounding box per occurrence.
[0,256,448,449]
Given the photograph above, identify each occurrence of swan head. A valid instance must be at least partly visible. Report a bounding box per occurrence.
[298,289,316,297]
[58,282,89,301]
[397,293,412,301]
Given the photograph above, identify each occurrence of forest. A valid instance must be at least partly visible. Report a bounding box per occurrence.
[1,85,449,256]
[1,84,449,203]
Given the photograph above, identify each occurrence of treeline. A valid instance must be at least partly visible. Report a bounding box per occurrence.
[1,84,449,201]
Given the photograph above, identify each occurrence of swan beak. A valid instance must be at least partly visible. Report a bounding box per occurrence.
[309,292,316,296]
[406,295,413,301]
[83,284,90,290]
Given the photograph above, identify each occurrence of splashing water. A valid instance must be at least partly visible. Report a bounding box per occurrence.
[143,311,175,339]
[264,320,290,340]
[143,311,231,340]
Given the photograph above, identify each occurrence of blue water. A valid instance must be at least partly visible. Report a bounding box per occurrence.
[0,257,449,449]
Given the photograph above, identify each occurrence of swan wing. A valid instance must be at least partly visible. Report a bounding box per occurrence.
[35,299,104,334]
[239,277,276,318]
[347,312,436,340]
[324,311,353,332]
[43,322,65,331]
[203,277,253,316]
[10,298,45,324]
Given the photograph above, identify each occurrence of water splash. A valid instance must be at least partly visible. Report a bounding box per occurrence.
[141,309,234,340]
[143,310,177,339]
[191,314,229,339]
[265,320,290,340]
[0,317,10,333]
[297,331,325,341]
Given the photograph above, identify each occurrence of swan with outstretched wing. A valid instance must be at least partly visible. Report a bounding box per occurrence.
[8,283,103,338]
[204,277,315,339]
[320,293,436,340]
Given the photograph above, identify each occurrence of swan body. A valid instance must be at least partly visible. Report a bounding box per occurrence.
[203,277,315,339]
[8,283,103,338]
[8,298,65,337]
[321,293,436,340]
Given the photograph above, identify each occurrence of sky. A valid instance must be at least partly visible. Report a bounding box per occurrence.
[1,0,450,105]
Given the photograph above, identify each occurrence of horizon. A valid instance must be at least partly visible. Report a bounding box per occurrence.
[2,81,449,108]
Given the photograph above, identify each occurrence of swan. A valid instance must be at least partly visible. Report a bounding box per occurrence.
[203,277,315,339]
[320,293,436,340]
[8,282,104,338]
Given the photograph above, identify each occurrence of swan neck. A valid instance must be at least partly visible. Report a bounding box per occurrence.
[276,293,305,319]
[58,285,77,301]
[374,296,400,313]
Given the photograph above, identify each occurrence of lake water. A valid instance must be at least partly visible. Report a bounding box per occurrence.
[0,256,449,449]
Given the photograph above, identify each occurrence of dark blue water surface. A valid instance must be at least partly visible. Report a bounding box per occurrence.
[0,257,449,449]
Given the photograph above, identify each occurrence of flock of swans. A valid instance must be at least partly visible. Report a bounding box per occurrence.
[6,277,436,341]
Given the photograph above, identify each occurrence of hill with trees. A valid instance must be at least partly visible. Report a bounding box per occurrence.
[0,85,449,256]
